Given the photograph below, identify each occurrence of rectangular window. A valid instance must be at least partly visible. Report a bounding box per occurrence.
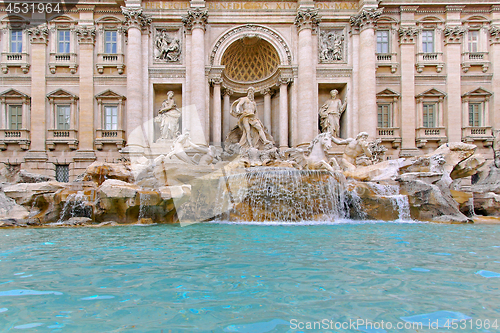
[104,105,118,130]
[468,30,479,53]
[57,30,70,53]
[10,30,22,53]
[377,104,392,128]
[55,165,69,183]
[105,31,117,54]
[423,103,436,128]
[469,103,482,127]
[376,30,389,54]
[56,105,71,130]
[422,30,434,53]
[8,105,22,130]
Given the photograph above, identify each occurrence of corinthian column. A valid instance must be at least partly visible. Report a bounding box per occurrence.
[222,88,233,140]
[122,6,151,152]
[444,23,467,142]
[210,78,222,146]
[490,24,500,133]
[279,77,292,149]
[261,88,273,131]
[350,8,382,139]
[75,25,96,155]
[183,8,208,146]
[294,8,320,146]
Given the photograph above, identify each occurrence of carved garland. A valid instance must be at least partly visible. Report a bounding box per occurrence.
[75,25,96,44]
[398,26,419,44]
[443,26,467,44]
[210,25,292,66]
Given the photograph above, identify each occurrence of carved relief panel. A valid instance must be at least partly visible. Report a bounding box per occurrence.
[319,28,346,63]
[153,27,182,63]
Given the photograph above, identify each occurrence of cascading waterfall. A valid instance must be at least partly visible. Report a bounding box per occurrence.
[215,167,348,222]
[138,192,153,221]
[58,191,93,222]
[368,183,411,221]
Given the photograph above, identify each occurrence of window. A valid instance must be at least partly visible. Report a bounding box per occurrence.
[56,105,71,130]
[423,103,436,128]
[10,30,22,53]
[468,30,479,53]
[376,30,389,54]
[57,30,70,53]
[422,30,434,53]
[105,31,117,54]
[104,105,118,130]
[377,104,392,128]
[8,105,22,129]
[469,103,482,127]
[55,165,69,183]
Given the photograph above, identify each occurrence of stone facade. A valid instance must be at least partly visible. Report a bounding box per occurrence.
[0,0,498,180]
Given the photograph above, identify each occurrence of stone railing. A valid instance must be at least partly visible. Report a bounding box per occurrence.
[462,126,494,147]
[416,52,444,73]
[0,129,30,150]
[376,127,401,148]
[46,129,78,150]
[1,52,30,74]
[49,53,78,74]
[96,53,125,74]
[461,52,489,73]
[95,129,125,150]
[416,127,447,148]
[375,53,398,73]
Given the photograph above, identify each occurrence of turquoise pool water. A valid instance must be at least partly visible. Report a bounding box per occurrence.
[0,221,500,332]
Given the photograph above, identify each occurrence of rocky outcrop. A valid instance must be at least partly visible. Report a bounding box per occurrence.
[82,161,134,185]
[0,190,29,226]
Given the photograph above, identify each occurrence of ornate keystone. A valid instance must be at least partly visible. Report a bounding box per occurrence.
[350,8,383,31]
[27,24,49,44]
[182,8,208,31]
[294,9,320,32]
[398,26,419,44]
[444,26,467,44]
[121,6,152,31]
[75,25,96,44]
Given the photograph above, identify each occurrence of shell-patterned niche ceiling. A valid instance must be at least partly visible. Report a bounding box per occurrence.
[221,37,280,83]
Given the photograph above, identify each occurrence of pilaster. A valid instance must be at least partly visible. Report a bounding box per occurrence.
[210,77,222,146]
[490,24,500,136]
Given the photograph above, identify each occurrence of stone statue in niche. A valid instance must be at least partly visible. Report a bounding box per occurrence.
[319,89,347,138]
[155,91,181,141]
[225,87,275,149]
[155,30,181,62]
[319,30,344,62]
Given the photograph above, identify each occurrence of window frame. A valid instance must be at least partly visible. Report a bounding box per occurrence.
[10,29,23,53]
[468,102,483,127]
[56,104,71,130]
[376,30,390,54]
[57,29,71,54]
[377,103,392,128]
[467,30,479,53]
[55,164,70,183]
[422,103,437,128]
[422,30,434,53]
[103,104,119,130]
[8,104,22,130]
[104,30,118,54]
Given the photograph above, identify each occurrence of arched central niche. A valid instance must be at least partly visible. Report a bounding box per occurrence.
[221,37,280,83]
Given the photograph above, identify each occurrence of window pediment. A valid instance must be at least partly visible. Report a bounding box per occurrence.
[377,88,400,98]
[0,88,29,101]
[416,88,446,98]
[462,87,492,98]
[47,89,78,102]
[95,89,126,102]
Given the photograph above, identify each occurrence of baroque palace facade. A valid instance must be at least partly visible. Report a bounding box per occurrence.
[0,0,499,180]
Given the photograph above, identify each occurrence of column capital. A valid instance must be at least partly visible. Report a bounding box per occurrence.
[444,25,467,44]
[222,88,233,96]
[260,88,274,96]
[294,8,320,33]
[398,26,419,44]
[278,76,293,85]
[490,25,500,44]
[182,8,208,32]
[350,8,383,32]
[121,6,152,31]
[75,25,96,44]
[27,24,49,44]
[209,77,223,86]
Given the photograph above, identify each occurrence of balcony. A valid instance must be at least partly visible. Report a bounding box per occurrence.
[46,129,78,150]
[95,129,125,150]
[416,52,444,73]
[0,129,30,150]
[461,52,489,73]
[375,53,398,73]
[376,127,401,148]
[416,127,447,148]
[462,126,494,147]
[49,53,78,74]
[96,53,125,74]
[1,52,29,74]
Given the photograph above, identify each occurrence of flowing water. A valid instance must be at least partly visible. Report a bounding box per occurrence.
[1,223,500,332]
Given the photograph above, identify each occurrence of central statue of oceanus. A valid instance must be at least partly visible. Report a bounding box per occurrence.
[224,87,275,150]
